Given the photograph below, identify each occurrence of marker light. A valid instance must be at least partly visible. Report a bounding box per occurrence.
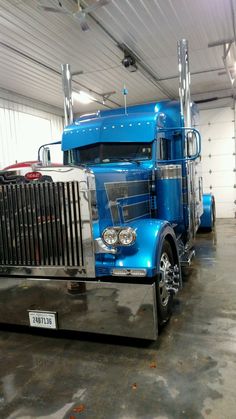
[102,228,118,246]
[112,269,146,277]
[119,228,136,246]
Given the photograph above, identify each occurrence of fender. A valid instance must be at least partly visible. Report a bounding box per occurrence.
[199,194,215,230]
[96,219,180,278]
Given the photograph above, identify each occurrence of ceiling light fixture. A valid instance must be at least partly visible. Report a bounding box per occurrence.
[73,90,95,104]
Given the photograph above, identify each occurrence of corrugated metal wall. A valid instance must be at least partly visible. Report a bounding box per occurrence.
[0,94,63,168]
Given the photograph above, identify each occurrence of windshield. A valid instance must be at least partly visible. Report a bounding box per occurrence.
[65,142,152,165]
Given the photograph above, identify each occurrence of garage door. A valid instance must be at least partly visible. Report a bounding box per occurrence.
[198,107,236,218]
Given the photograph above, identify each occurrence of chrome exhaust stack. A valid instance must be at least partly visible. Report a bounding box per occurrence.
[61,64,73,126]
[177,39,191,128]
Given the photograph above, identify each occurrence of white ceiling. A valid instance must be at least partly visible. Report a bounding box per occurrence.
[0,0,235,115]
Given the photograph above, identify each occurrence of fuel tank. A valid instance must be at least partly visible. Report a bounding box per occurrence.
[155,164,183,224]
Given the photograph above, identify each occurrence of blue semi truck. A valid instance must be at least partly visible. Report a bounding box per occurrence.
[0,40,215,339]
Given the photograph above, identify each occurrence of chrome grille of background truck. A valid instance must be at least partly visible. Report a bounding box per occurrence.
[0,177,95,278]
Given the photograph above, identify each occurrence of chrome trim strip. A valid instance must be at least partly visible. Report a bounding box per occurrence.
[61,63,73,126]
[80,175,96,276]
[180,249,195,267]
[0,266,87,277]
[156,164,182,179]
[94,238,117,254]
[122,200,150,222]
[177,39,191,129]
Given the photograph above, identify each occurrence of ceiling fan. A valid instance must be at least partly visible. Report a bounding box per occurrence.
[38,0,110,31]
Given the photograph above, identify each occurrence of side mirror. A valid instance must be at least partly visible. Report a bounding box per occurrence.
[155,127,201,163]
[37,141,61,165]
[186,130,199,159]
[42,147,51,166]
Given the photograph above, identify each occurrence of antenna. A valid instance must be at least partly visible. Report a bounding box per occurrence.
[123,84,128,115]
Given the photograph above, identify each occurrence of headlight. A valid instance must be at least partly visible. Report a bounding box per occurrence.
[102,228,118,245]
[102,227,136,246]
[119,228,136,246]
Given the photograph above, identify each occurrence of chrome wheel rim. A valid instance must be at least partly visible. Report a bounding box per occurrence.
[159,252,172,307]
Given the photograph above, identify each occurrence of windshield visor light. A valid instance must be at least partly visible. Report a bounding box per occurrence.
[119,228,136,246]
[102,228,118,246]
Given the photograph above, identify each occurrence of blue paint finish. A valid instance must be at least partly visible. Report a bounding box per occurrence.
[60,99,207,279]
[156,177,183,224]
[62,99,189,240]
[62,113,157,150]
[62,100,182,150]
[200,194,215,229]
[95,219,179,277]
[78,101,181,123]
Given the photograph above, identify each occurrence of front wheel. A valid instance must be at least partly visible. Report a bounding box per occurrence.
[156,240,179,327]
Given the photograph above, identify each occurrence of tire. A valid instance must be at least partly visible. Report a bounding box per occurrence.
[204,197,216,232]
[211,197,216,231]
[156,239,175,327]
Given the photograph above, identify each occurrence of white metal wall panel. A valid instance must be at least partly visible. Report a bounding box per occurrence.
[198,107,236,218]
[0,99,63,168]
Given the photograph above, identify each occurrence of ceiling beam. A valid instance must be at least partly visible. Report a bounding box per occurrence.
[85,8,176,99]
[157,67,226,81]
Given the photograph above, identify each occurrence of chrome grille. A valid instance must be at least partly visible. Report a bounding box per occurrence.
[0,181,84,268]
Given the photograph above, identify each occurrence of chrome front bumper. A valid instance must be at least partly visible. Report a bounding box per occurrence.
[0,278,158,340]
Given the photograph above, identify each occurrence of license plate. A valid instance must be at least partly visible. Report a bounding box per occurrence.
[28,311,57,329]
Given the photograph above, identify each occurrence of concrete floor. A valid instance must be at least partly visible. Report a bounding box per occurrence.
[0,219,235,419]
